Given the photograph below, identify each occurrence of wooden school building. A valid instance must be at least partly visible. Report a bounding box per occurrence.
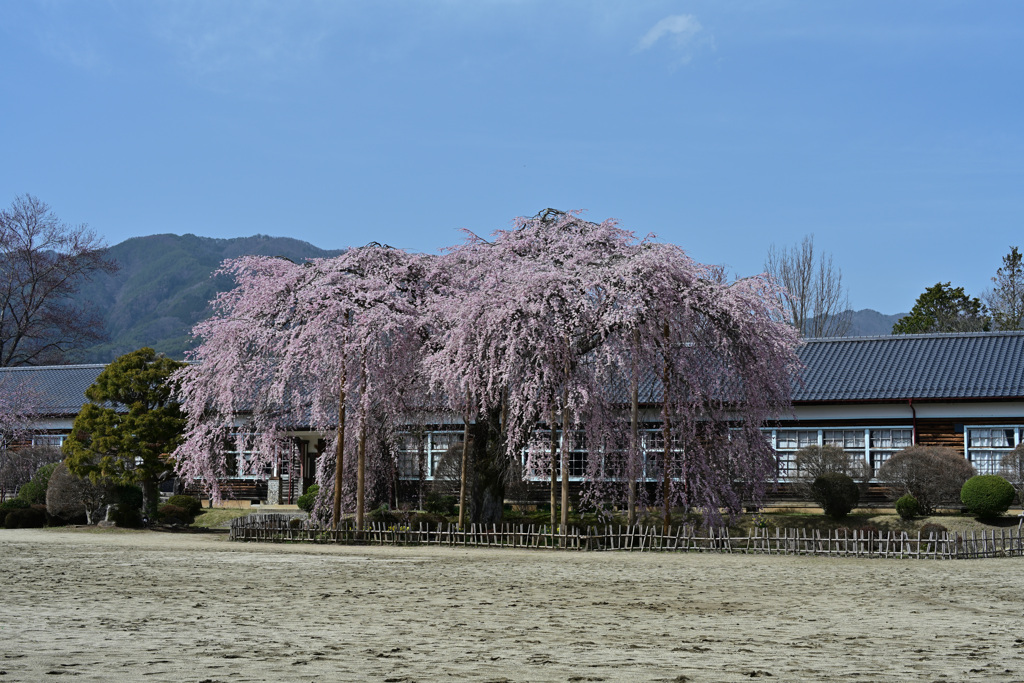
[5,331,1024,503]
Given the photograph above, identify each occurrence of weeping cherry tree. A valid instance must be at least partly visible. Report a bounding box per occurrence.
[173,246,428,528]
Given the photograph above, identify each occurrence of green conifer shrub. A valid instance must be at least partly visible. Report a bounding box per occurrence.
[4,504,47,529]
[166,494,201,519]
[960,475,1016,518]
[17,462,59,505]
[895,494,921,520]
[0,498,30,515]
[810,472,860,519]
[296,484,320,513]
[157,503,189,525]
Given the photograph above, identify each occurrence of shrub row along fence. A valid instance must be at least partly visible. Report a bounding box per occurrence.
[229,515,1024,560]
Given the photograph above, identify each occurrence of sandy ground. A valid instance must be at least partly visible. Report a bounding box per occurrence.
[2,529,1024,682]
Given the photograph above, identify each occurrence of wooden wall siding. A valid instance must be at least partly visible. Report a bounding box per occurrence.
[915,420,963,449]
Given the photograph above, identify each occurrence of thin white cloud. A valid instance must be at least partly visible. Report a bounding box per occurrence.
[150,2,333,85]
[636,14,703,52]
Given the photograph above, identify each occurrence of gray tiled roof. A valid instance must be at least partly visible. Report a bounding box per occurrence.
[794,331,1024,402]
[5,331,1024,415]
[0,364,105,416]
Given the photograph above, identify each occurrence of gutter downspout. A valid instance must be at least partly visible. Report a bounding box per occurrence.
[908,398,917,445]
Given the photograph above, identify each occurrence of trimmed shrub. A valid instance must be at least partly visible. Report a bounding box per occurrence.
[4,504,47,529]
[111,484,143,510]
[157,503,189,525]
[895,494,921,520]
[810,472,860,519]
[367,503,401,526]
[424,492,457,516]
[960,475,1016,518]
[876,446,975,514]
[296,484,320,513]
[410,512,449,526]
[919,522,948,536]
[107,484,144,527]
[166,494,201,519]
[17,462,59,505]
[0,497,30,515]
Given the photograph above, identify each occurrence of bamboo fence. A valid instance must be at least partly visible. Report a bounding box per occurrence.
[229,515,1024,560]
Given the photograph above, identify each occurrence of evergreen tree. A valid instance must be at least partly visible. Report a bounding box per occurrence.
[64,348,185,518]
[892,283,990,334]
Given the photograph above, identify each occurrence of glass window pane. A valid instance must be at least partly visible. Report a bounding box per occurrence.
[870,429,892,449]
[970,451,1003,475]
[776,431,796,449]
[777,452,796,477]
[797,431,817,448]
[969,429,991,448]
[892,429,912,449]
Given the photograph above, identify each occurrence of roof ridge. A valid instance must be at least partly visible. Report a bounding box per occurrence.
[0,364,109,371]
[802,330,1024,343]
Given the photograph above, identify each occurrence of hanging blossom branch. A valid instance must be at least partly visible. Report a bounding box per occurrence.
[172,246,431,517]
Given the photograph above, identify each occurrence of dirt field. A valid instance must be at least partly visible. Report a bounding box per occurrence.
[2,528,1023,682]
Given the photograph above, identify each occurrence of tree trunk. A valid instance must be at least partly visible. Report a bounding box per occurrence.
[355,353,368,530]
[141,475,159,522]
[356,418,366,530]
[560,393,570,529]
[416,431,425,511]
[332,369,346,529]
[467,407,505,525]
[628,372,639,526]
[549,405,557,527]
[662,323,672,535]
[458,414,471,528]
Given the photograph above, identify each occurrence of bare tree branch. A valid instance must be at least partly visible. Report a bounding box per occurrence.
[765,234,850,338]
[0,195,117,366]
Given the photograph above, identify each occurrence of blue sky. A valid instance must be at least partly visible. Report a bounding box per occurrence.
[2,1,1022,313]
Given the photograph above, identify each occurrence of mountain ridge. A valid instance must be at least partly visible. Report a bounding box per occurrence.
[69,233,906,364]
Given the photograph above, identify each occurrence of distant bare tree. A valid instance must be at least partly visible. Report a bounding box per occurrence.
[0,194,117,366]
[1001,445,1024,502]
[985,246,1024,331]
[0,445,61,501]
[46,461,110,524]
[794,444,870,484]
[876,446,975,514]
[765,235,850,338]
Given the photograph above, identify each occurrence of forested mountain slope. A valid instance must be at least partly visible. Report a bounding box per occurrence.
[73,234,343,363]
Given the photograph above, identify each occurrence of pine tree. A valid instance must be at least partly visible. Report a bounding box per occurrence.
[892,283,990,334]
[63,348,185,518]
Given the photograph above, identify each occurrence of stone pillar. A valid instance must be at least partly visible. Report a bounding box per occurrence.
[267,477,282,505]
